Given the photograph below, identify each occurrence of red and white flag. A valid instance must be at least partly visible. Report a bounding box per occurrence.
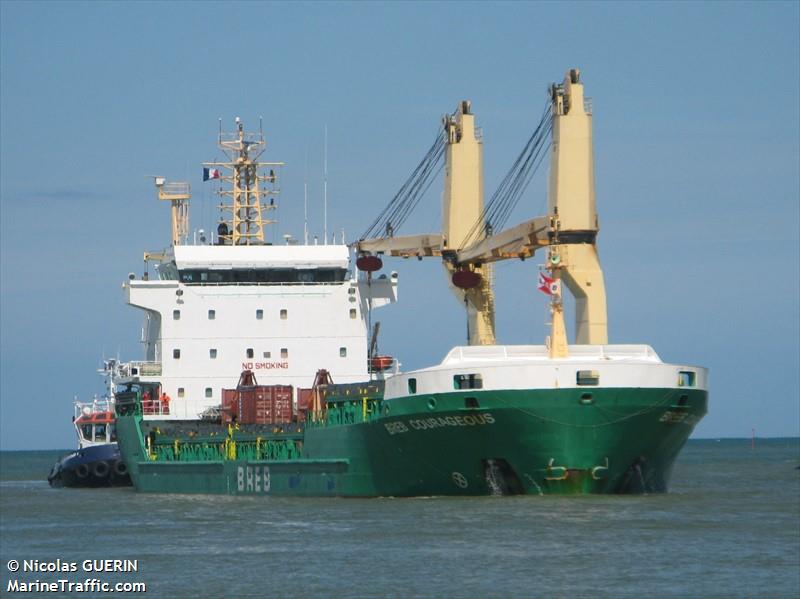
[538,271,560,296]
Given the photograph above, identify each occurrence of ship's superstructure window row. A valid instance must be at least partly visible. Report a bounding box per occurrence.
[179,268,347,284]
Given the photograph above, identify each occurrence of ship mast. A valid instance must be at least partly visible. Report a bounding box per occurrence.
[441,101,496,345]
[204,118,285,245]
[153,177,191,246]
[547,69,607,344]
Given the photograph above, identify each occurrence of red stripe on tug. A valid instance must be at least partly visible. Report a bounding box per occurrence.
[75,412,115,425]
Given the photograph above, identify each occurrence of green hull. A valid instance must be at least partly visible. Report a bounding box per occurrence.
[115,386,707,496]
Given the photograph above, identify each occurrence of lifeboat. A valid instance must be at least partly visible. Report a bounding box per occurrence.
[369,355,394,372]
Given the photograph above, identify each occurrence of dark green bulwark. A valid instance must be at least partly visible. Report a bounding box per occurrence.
[114,385,707,496]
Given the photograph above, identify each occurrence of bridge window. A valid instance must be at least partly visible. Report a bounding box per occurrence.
[178,268,348,284]
[453,374,483,390]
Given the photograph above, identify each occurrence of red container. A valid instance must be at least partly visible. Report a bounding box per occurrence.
[232,385,294,424]
[296,388,313,422]
[221,389,239,424]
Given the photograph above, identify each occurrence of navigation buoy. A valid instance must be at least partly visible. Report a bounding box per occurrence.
[356,255,383,272]
[452,269,482,289]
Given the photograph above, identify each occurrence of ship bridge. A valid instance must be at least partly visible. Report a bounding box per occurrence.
[157,245,351,284]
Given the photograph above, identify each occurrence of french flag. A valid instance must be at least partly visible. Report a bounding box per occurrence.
[203,168,222,181]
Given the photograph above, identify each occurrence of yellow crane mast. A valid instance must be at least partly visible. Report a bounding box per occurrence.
[356,68,608,349]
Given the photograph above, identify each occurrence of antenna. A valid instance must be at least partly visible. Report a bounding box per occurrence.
[324,124,328,246]
[304,148,309,245]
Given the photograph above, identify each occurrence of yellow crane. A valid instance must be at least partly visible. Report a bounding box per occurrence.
[355,68,608,355]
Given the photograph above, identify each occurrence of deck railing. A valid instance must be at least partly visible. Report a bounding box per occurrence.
[117,361,162,377]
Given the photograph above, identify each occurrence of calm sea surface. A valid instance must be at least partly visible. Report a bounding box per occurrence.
[1,439,798,598]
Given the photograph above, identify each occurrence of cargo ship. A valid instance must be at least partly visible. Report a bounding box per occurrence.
[113,69,708,496]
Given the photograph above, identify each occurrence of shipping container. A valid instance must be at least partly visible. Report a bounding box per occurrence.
[222,385,295,425]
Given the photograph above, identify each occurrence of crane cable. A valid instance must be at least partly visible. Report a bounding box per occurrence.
[360,128,445,241]
[461,102,553,249]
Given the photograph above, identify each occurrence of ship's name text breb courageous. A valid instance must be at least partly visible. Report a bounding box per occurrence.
[384,412,495,435]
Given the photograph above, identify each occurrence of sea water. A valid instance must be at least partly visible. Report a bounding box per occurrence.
[1,439,798,598]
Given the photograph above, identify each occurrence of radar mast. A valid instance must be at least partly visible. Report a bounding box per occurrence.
[204,118,285,245]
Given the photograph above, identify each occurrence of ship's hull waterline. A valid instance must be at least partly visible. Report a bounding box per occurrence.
[116,386,707,496]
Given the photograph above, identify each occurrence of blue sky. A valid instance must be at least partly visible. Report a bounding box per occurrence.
[1,1,798,449]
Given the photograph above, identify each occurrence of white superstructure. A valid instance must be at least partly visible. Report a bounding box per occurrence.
[120,244,397,419]
[115,120,398,419]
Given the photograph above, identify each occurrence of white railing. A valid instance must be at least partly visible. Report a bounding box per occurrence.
[117,361,162,377]
[73,397,114,420]
[141,397,170,416]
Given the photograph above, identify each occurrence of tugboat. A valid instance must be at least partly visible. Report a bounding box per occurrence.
[48,365,131,488]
